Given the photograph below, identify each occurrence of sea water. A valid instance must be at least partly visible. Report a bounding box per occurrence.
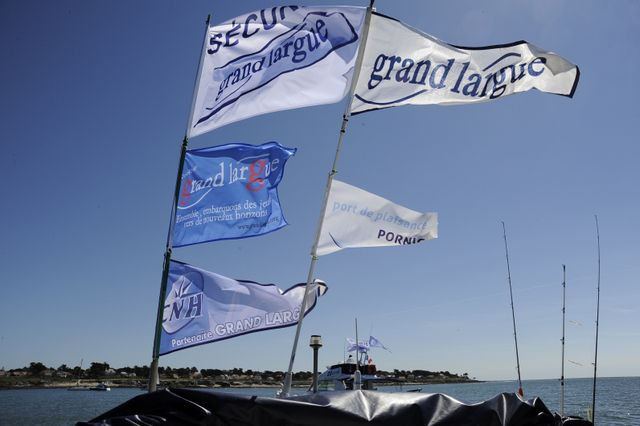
[0,376,637,425]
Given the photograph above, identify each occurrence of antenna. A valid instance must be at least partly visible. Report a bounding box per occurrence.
[560,264,566,417]
[502,222,523,397]
[591,215,601,424]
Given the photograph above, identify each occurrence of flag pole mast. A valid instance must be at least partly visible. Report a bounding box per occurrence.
[148,14,211,393]
[501,221,524,397]
[279,1,375,397]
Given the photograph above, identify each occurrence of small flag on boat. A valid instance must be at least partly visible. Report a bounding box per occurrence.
[368,335,390,352]
[316,180,437,256]
[350,12,579,114]
[346,336,390,353]
[189,6,367,137]
[159,260,328,355]
[173,142,295,247]
[346,338,370,353]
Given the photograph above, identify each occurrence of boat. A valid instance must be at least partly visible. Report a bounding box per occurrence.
[314,361,383,391]
[89,383,111,391]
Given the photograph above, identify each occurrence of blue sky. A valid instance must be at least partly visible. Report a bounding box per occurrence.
[1,0,638,381]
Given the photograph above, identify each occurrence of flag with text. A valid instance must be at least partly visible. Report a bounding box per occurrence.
[173,142,295,247]
[189,6,366,137]
[351,12,579,114]
[316,180,437,256]
[159,260,328,355]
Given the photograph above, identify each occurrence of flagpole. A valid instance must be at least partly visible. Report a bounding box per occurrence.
[279,1,375,397]
[148,14,211,393]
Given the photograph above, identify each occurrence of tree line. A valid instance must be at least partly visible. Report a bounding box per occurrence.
[4,362,470,381]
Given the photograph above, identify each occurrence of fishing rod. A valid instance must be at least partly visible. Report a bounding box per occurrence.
[591,215,601,423]
[501,222,523,397]
[560,264,566,417]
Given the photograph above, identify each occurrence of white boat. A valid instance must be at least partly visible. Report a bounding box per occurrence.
[89,383,111,391]
[315,361,402,392]
[314,362,423,393]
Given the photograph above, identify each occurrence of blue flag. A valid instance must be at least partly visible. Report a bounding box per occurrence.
[159,260,328,356]
[173,142,296,247]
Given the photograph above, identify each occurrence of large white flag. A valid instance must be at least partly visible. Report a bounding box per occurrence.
[317,180,437,256]
[351,13,579,114]
[189,6,366,137]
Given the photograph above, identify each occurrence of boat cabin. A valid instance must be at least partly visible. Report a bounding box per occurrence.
[315,362,380,391]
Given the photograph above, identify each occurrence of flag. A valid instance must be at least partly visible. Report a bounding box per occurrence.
[368,335,390,352]
[159,260,328,355]
[189,6,366,137]
[346,338,370,353]
[351,12,579,114]
[316,180,437,256]
[173,142,295,247]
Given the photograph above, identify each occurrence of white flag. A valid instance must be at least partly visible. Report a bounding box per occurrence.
[317,180,437,256]
[346,338,370,353]
[351,13,579,114]
[189,6,366,137]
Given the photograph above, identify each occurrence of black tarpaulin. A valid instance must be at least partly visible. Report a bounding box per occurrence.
[77,388,593,426]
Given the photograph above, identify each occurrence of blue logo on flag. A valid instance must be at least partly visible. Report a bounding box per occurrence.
[172,142,296,246]
[162,270,204,334]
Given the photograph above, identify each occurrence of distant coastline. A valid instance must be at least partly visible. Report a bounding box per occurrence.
[0,377,480,390]
[0,363,479,390]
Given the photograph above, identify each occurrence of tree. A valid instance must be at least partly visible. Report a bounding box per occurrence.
[73,365,84,377]
[88,362,110,378]
[28,362,47,376]
[133,365,150,378]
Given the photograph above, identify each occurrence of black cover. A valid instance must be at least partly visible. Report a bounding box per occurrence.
[77,388,593,426]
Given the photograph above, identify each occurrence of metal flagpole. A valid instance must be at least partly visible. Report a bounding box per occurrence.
[279,1,375,397]
[354,318,362,390]
[591,215,601,423]
[501,221,524,397]
[148,14,211,393]
[560,264,566,417]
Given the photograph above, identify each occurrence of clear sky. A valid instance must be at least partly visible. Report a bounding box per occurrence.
[1,0,638,382]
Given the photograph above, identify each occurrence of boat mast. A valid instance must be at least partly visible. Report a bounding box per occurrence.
[501,222,523,397]
[560,264,566,417]
[591,215,601,423]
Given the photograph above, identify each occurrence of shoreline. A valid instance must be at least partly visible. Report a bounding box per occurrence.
[0,378,481,391]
